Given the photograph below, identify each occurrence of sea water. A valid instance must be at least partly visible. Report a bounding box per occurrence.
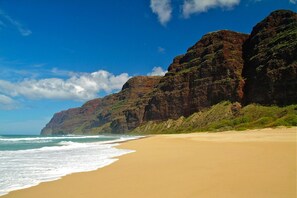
[0,134,139,196]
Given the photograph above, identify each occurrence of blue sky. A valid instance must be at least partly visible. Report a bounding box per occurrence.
[0,0,296,134]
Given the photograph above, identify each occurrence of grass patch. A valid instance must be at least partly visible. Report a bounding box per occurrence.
[111,100,126,111]
[132,102,297,134]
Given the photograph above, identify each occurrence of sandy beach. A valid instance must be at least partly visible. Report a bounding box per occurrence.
[2,127,296,198]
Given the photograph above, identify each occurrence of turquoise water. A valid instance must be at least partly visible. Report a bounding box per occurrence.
[0,134,138,196]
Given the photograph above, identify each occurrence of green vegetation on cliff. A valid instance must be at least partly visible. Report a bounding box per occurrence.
[132,102,297,134]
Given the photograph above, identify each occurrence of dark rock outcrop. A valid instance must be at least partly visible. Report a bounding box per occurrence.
[41,76,161,135]
[144,30,249,121]
[242,10,297,105]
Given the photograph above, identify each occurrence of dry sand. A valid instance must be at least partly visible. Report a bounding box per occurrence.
[2,127,296,198]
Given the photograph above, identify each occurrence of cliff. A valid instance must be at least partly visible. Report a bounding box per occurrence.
[41,10,297,135]
[243,10,297,105]
[41,76,161,135]
[144,30,249,121]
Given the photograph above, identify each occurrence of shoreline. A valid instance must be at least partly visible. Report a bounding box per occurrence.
[0,135,142,197]
[2,127,297,198]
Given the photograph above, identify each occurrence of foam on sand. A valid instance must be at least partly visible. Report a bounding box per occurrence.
[0,135,139,196]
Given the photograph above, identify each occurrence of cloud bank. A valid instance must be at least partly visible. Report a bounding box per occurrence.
[0,66,166,107]
[0,70,130,101]
[150,0,172,25]
[182,0,240,18]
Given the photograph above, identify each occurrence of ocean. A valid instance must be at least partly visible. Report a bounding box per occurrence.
[0,134,139,196]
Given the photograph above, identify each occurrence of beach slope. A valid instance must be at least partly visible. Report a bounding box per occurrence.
[3,128,296,198]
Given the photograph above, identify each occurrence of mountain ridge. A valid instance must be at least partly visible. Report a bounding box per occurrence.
[41,9,297,135]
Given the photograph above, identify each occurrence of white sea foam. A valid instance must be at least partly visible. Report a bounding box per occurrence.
[0,136,139,196]
[0,135,111,142]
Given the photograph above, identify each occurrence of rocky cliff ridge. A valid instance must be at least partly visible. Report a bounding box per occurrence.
[243,10,297,105]
[41,10,297,135]
[144,30,249,121]
[41,76,161,134]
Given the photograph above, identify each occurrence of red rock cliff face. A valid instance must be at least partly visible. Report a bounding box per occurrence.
[144,30,249,121]
[41,10,297,135]
[242,10,297,105]
[41,76,161,135]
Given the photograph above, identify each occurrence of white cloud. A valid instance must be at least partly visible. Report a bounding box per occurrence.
[150,0,172,25]
[147,67,167,76]
[0,9,32,36]
[182,0,240,18]
[0,94,18,110]
[0,70,131,101]
[290,0,296,4]
[0,66,168,106]
[0,94,14,104]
